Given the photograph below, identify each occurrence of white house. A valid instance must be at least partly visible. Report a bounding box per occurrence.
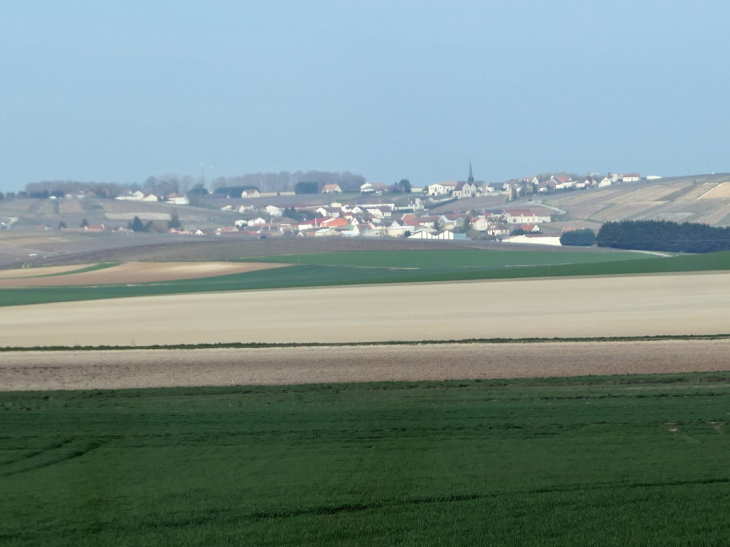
[554,180,576,190]
[166,193,190,205]
[427,181,458,196]
[265,205,283,217]
[471,217,489,231]
[142,194,159,202]
[620,173,640,182]
[241,188,260,198]
[487,223,510,237]
[598,177,613,188]
[321,184,342,194]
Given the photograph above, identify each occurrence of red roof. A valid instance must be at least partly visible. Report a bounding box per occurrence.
[321,218,349,228]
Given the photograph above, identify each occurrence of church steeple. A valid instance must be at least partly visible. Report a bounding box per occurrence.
[468,162,474,183]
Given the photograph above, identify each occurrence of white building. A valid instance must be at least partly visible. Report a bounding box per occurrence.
[360,182,388,194]
[504,210,552,224]
[471,217,489,232]
[166,193,190,205]
[502,234,562,246]
[265,205,283,217]
[427,182,458,196]
[408,230,454,240]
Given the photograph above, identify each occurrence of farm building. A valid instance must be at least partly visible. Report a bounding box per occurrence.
[360,183,388,194]
[504,209,552,224]
[502,234,562,246]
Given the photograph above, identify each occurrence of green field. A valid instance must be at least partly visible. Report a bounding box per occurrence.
[3,250,730,307]
[2,373,729,546]
[243,249,650,269]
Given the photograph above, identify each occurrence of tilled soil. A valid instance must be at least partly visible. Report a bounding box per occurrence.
[2,340,730,391]
[0,261,288,287]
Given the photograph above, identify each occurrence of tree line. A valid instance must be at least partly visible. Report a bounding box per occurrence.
[210,171,366,194]
[597,220,730,253]
[18,170,367,199]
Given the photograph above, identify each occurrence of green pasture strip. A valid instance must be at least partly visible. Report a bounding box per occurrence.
[2,333,730,352]
[1,251,729,308]
[241,249,650,269]
[0,262,116,279]
[1,372,729,546]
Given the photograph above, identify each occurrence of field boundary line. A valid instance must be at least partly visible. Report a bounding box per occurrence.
[2,333,730,352]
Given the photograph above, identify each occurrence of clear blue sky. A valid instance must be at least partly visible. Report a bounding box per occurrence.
[1,0,728,191]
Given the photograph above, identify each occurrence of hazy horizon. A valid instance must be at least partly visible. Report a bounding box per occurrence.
[1,1,729,191]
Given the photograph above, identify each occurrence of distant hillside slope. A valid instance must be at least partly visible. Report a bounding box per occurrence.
[542,173,730,226]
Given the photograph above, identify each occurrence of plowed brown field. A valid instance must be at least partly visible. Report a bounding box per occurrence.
[3,339,730,391]
[0,261,288,287]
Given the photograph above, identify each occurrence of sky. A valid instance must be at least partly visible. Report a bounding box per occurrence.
[1,0,729,191]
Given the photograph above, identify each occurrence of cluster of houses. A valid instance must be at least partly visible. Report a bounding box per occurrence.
[115,190,190,205]
[533,173,642,193]
[198,199,560,243]
[215,167,649,202]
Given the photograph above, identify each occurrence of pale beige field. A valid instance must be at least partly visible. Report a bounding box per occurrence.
[1,272,729,348]
[0,261,288,287]
[0,264,94,278]
[699,182,730,199]
[2,339,730,391]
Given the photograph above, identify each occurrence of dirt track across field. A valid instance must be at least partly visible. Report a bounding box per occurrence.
[3,339,730,391]
[0,261,287,287]
[1,272,730,348]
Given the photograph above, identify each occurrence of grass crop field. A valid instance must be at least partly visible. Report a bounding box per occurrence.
[1,249,730,308]
[1,372,729,546]
[244,249,649,269]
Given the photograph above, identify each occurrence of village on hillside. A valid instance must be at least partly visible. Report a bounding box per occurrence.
[0,167,654,246]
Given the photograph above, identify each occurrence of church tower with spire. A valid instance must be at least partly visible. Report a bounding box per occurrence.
[468,162,474,183]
